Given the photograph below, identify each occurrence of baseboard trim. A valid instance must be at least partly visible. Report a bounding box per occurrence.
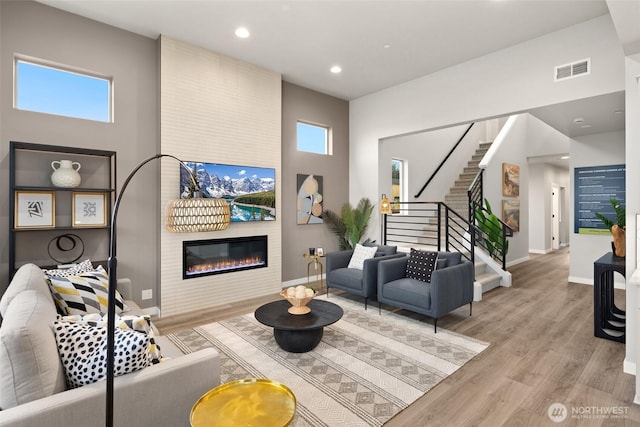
[568,276,625,289]
[569,276,593,285]
[143,306,161,317]
[624,358,636,376]
[529,248,551,255]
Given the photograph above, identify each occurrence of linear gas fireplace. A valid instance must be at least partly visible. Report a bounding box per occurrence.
[183,235,268,279]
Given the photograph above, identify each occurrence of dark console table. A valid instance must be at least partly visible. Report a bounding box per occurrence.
[255,299,343,353]
[593,252,625,343]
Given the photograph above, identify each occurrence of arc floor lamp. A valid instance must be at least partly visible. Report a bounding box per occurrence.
[106,154,230,427]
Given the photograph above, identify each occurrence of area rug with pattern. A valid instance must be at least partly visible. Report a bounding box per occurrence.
[166,294,489,426]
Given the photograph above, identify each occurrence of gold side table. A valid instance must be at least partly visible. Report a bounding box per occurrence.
[191,378,296,427]
[304,253,324,288]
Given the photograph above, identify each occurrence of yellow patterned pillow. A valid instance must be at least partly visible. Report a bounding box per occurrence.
[47,266,127,315]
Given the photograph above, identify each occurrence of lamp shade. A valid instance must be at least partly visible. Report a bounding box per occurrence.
[165,198,230,232]
[380,194,392,215]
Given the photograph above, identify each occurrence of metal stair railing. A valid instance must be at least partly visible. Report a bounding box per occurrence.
[382,201,475,265]
[414,123,474,199]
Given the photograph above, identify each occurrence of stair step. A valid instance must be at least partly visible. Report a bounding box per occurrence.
[475,271,502,290]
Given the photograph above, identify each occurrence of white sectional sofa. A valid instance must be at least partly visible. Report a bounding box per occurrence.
[0,263,220,427]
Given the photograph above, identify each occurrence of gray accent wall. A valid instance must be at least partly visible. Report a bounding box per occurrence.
[0,1,159,304]
[281,82,349,283]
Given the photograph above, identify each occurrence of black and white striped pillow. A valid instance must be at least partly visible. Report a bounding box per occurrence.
[47,266,127,315]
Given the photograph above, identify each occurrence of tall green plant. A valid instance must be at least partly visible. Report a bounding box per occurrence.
[474,198,508,257]
[323,198,374,250]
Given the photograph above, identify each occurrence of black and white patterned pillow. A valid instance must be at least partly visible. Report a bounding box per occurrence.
[44,259,95,277]
[47,266,127,315]
[58,313,162,365]
[52,321,150,388]
[405,249,438,283]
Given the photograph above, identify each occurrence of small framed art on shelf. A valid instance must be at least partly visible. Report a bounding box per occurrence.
[72,192,108,227]
[15,191,55,229]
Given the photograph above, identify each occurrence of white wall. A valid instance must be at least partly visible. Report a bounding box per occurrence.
[626,53,640,382]
[526,115,572,254]
[568,130,625,283]
[351,14,624,242]
[159,37,282,317]
[378,121,488,206]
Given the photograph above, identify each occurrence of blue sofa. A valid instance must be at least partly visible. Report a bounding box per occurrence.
[325,244,405,309]
[377,251,474,332]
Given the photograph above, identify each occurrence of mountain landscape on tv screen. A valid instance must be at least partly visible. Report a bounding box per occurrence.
[181,162,276,222]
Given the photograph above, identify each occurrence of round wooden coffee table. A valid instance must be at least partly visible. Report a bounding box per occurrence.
[254,299,343,353]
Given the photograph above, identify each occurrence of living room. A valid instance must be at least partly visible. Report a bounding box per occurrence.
[1,0,640,425]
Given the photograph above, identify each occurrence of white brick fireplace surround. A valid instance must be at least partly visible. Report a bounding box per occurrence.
[159,36,282,317]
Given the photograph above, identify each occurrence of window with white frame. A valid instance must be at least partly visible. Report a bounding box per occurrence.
[297,121,331,155]
[15,58,112,122]
[391,158,406,214]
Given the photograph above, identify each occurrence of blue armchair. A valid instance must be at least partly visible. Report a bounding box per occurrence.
[377,251,474,332]
[326,244,405,309]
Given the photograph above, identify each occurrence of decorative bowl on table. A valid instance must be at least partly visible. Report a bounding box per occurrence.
[280,285,317,315]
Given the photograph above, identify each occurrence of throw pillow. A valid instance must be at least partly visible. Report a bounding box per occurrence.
[347,243,378,270]
[47,266,127,315]
[364,242,398,257]
[52,320,150,388]
[58,313,162,365]
[405,249,439,283]
[43,259,94,277]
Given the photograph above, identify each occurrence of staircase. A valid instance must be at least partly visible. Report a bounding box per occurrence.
[443,141,504,294]
[444,141,492,218]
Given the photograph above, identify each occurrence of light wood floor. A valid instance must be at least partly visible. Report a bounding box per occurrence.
[155,248,639,426]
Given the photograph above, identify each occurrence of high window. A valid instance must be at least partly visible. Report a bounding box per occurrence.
[297,121,331,155]
[391,159,406,213]
[15,58,112,122]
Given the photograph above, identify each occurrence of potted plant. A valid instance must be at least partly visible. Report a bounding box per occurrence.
[595,198,626,258]
[323,198,374,250]
[474,198,509,258]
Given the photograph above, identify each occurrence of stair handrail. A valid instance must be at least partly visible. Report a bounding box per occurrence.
[414,123,475,198]
[467,169,483,224]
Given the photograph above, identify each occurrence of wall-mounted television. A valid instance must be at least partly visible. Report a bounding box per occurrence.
[181,162,275,222]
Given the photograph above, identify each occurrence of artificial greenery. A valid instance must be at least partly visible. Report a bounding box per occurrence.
[323,198,375,250]
[474,198,509,257]
[594,198,625,230]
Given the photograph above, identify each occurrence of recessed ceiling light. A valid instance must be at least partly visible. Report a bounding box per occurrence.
[573,117,584,124]
[561,156,570,160]
[383,44,391,49]
[330,65,342,74]
[614,109,624,114]
[581,124,592,129]
[235,27,250,38]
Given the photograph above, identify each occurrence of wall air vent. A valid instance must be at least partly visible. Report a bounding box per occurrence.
[554,58,590,82]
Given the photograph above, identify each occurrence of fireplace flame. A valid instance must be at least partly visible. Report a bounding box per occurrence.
[186,256,265,276]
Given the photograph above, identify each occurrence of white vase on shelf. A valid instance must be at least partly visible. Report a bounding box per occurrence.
[51,160,82,188]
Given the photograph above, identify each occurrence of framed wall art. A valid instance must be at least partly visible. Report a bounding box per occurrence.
[297,174,323,224]
[502,199,520,232]
[502,163,520,197]
[15,191,55,228]
[72,192,107,227]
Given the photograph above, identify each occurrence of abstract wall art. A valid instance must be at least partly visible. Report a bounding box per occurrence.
[297,174,323,224]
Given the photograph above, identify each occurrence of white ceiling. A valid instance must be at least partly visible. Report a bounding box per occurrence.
[37,0,633,141]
